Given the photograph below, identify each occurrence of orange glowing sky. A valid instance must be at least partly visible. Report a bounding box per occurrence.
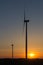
[0,49,43,59]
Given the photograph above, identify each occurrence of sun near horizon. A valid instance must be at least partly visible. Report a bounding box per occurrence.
[27,52,41,59]
[27,53,36,59]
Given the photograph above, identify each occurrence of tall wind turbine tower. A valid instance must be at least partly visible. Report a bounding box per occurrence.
[24,9,29,59]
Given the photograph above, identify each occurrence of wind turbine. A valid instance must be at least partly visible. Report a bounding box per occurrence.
[11,44,14,59]
[24,9,29,59]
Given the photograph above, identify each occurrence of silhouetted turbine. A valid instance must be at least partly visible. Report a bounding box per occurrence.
[24,10,29,59]
[11,44,14,59]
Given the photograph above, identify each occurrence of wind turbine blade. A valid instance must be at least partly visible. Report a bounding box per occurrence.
[24,9,25,21]
[22,8,26,34]
[23,21,25,33]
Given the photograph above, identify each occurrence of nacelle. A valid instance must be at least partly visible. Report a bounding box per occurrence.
[24,20,29,22]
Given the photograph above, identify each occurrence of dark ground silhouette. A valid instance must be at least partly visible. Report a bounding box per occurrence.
[0,58,43,65]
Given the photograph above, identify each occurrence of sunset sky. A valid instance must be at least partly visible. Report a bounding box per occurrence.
[0,0,43,58]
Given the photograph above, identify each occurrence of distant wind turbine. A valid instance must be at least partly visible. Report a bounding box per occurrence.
[11,44,14,59]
